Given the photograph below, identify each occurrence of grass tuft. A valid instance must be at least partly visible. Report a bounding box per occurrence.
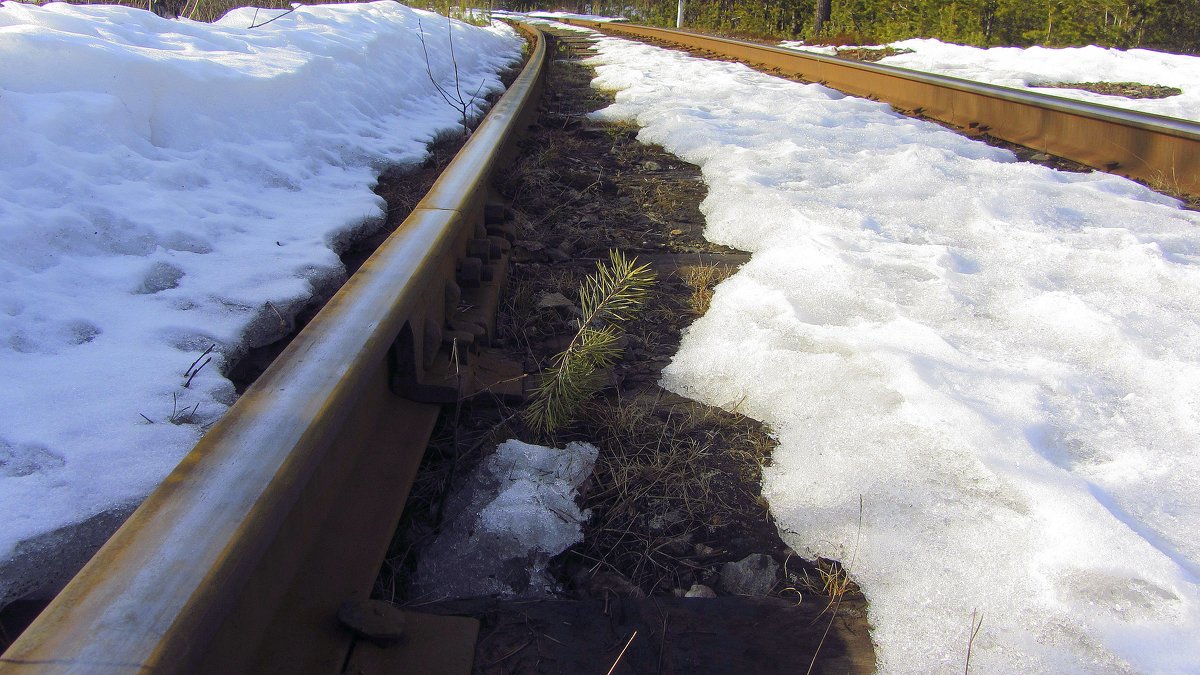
[680,261,735,315]
[563,390,777,595]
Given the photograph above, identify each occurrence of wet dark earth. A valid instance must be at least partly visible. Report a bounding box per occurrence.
[374,28,875,674]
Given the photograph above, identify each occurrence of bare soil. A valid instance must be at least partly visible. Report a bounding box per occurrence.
[377,28,875,674]
[1036,80,1183,99]
[826,45,914,61]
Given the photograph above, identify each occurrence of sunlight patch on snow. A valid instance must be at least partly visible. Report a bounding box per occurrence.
[0,1,520,562]
[781,38,1200,122]
[576,26,1200,673]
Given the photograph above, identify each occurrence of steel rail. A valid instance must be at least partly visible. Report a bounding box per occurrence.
[560,19,1200,197]
[0,22,548,675]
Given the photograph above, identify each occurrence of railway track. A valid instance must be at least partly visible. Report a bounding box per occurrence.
[2,16,1195,675]
[559,18,1200,198]
[0,20,548,675]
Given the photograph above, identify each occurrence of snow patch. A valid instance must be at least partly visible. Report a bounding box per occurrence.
[576,26,1200,673]
[781,38,1200,121]
[0,1,520,570]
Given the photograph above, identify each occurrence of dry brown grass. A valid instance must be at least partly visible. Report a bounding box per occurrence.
[601,120,644,161]
[1142,166,1200,210]
[679,261,735,315]
[562,390,777,595]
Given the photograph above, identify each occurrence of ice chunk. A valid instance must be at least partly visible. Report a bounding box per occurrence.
[411,440,598,600]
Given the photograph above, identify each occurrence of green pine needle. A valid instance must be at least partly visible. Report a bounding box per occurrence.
[525,250,655,435]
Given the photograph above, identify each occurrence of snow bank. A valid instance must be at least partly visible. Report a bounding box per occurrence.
[412,439,597,599]
[524,10,626,23]
[0,1,520,570]
[782,38,1200,122]
[580,28,1200,673]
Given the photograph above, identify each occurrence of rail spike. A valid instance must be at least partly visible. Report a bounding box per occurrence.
[390,215,525,405]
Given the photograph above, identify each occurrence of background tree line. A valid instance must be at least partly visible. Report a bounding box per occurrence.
[34,0,1199,52]
[501,0,1200,53]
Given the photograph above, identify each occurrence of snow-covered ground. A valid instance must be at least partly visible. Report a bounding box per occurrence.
[782,38,1200,122]
[522,10,626,23]
[0,1,520,575]
[556,22,1200,674]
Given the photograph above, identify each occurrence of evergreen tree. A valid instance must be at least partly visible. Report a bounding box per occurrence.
[506,0,1196,52]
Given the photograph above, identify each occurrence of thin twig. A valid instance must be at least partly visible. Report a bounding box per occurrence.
[184,357,211,388]
[450,335,463,478]
[446,15,464,105]
[416,16,486,138]
[657,607,670,674]
[418,20,461,117]
[485,638,532,666]
[266,301,287,331]
[806,589,844,675]
[605,630,638,675]
[248,5,297,29]
[185,344,215,377]
[806,496,865,675]
[965,609,985,674]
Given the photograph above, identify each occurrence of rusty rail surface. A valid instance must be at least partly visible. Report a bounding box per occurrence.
[561,19,1200,197]
[0,22,548,675]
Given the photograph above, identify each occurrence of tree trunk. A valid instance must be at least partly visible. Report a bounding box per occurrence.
[813,0,832,37]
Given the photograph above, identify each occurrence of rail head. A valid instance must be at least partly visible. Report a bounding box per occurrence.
[0,22,549,674]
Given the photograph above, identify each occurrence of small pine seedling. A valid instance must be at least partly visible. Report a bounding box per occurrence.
[524,250,655,434]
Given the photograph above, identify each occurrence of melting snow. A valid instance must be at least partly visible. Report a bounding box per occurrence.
[781,38,1200,122]
[574,24,1200,673]
[0,1,520,566]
